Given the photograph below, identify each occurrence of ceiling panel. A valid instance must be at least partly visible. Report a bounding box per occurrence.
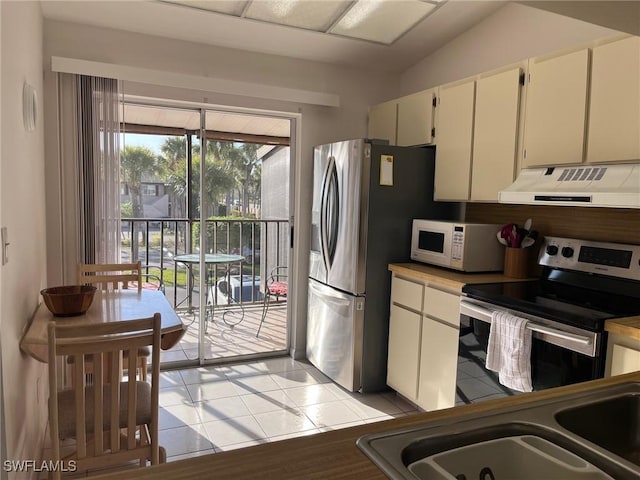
[244,1,351,32]
[166,0,248,16]
[161,0,445,45]
[331,0,436,44]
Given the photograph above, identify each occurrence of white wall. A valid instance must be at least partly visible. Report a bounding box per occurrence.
[42,20,400,359]
[400,2,619,94]
[0,1,48,475]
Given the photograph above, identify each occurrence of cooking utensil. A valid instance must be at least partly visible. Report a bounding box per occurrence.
[496,231,508,246]
[500,223,517,247]
[521,237,535,248]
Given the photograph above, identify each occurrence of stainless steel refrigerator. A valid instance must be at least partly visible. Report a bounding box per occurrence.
[307,139,456,393]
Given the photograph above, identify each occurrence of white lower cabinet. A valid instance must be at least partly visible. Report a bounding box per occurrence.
[387,275,461,410]
[606,333,640,376]
[417,315,459,410]
[387,305,422,400]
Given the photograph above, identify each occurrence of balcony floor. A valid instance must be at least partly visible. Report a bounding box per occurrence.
[161,302,288,363]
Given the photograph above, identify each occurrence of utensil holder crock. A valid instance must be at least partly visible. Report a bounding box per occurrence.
[504,247,529,279]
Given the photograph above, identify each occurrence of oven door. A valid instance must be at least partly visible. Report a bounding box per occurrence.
[456,299,605,405]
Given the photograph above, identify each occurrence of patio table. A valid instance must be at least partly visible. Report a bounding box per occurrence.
[173,253,245,328]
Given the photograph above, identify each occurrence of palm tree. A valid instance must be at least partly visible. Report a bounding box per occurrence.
[120,145,161,218]
[160,136,189,167]
[165,153,235,219]
[207,141,261,217]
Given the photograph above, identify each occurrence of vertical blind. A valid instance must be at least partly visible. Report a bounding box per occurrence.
[76,75,122,265]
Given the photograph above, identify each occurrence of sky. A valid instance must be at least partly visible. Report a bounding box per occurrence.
[121,133,167,154]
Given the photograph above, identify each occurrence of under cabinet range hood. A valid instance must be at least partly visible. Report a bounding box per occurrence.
[499,163,640,208]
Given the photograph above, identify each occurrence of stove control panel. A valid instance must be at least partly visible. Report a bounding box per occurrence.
[540,236,640,281]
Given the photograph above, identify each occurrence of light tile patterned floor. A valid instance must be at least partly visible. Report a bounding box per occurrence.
[41,357,419,478]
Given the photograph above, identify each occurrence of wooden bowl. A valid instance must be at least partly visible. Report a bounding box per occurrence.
[40,285,97,317]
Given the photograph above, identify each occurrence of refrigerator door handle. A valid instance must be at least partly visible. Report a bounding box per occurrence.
[320,156,339,271]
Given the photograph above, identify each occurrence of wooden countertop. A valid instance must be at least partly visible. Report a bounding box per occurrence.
[389,262,533,292]
[86,373,640,480]
[390,263,640,342]
[606,316,640,341]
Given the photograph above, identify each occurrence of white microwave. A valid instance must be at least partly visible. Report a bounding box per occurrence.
[410,220,504,272]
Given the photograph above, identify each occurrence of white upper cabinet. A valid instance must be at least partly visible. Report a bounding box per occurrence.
[471,67,523,201]
[434,79,476,201]
[522,48,590,167]
[397,88,437,146]
[587,36,640,164]
[368,99,398,145]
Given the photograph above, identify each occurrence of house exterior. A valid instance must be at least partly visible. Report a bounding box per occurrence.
[120,176,171,219]
[1,0,635,474]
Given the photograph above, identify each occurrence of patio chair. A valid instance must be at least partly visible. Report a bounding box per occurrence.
[75,261,157,381]
[47,314,165,479]
[256,266,288,337]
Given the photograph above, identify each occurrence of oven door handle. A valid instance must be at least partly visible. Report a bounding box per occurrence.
[460,301,592,346]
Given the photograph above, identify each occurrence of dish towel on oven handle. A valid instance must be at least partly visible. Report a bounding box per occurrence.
[485,310,533,392]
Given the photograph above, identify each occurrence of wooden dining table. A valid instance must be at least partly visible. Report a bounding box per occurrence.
[21,289,186,363]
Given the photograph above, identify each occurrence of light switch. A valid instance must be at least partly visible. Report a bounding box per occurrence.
[2,227,9,265]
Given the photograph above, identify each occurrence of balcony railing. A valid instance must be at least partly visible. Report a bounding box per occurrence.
[120,218,289,309]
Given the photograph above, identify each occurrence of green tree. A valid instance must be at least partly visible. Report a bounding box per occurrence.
[160,136,189,218]
[120,145,161,218]
[165,153,234,219]
[120,201,133,218]
[160,136,188,167]
[207,141,261,217]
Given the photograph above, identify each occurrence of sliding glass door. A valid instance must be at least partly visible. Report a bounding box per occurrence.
[119,102,292,368]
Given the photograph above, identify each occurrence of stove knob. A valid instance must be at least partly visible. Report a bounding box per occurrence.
[561,247,574,258]
[546,245,559,256]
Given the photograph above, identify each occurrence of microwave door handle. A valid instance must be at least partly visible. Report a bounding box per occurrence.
[460,301,592,346]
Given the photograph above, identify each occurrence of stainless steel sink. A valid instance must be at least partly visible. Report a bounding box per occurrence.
[357,382,640,480]
[556,393,640,467]
[407,434,613,480]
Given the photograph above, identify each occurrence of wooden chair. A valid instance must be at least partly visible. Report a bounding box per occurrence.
[76,262,149,381]
[77,261,143,292]
[256,266,287,337]
[47,314,165,479]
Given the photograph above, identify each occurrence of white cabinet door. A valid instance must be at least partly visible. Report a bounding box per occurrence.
[417,316,459,411]
[434,80,476,200]
[397,89,436,146]
[471,67,522,201]
[423,286,460,328]
[522,49,589,167]
[610,344,640,376]
[387,305,422,400]
[587,36,640,163]
[391,276,423,311]
[368,100,397,145]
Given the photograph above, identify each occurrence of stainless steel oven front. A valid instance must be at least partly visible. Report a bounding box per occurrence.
[456,298,605,405]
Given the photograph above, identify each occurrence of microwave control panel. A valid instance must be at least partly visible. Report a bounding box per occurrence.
[451,226,465,260]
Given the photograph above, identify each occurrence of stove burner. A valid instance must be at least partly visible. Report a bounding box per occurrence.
[462,276,640,332]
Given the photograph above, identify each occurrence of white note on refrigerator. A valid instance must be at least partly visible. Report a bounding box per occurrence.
[380,155,393,186]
